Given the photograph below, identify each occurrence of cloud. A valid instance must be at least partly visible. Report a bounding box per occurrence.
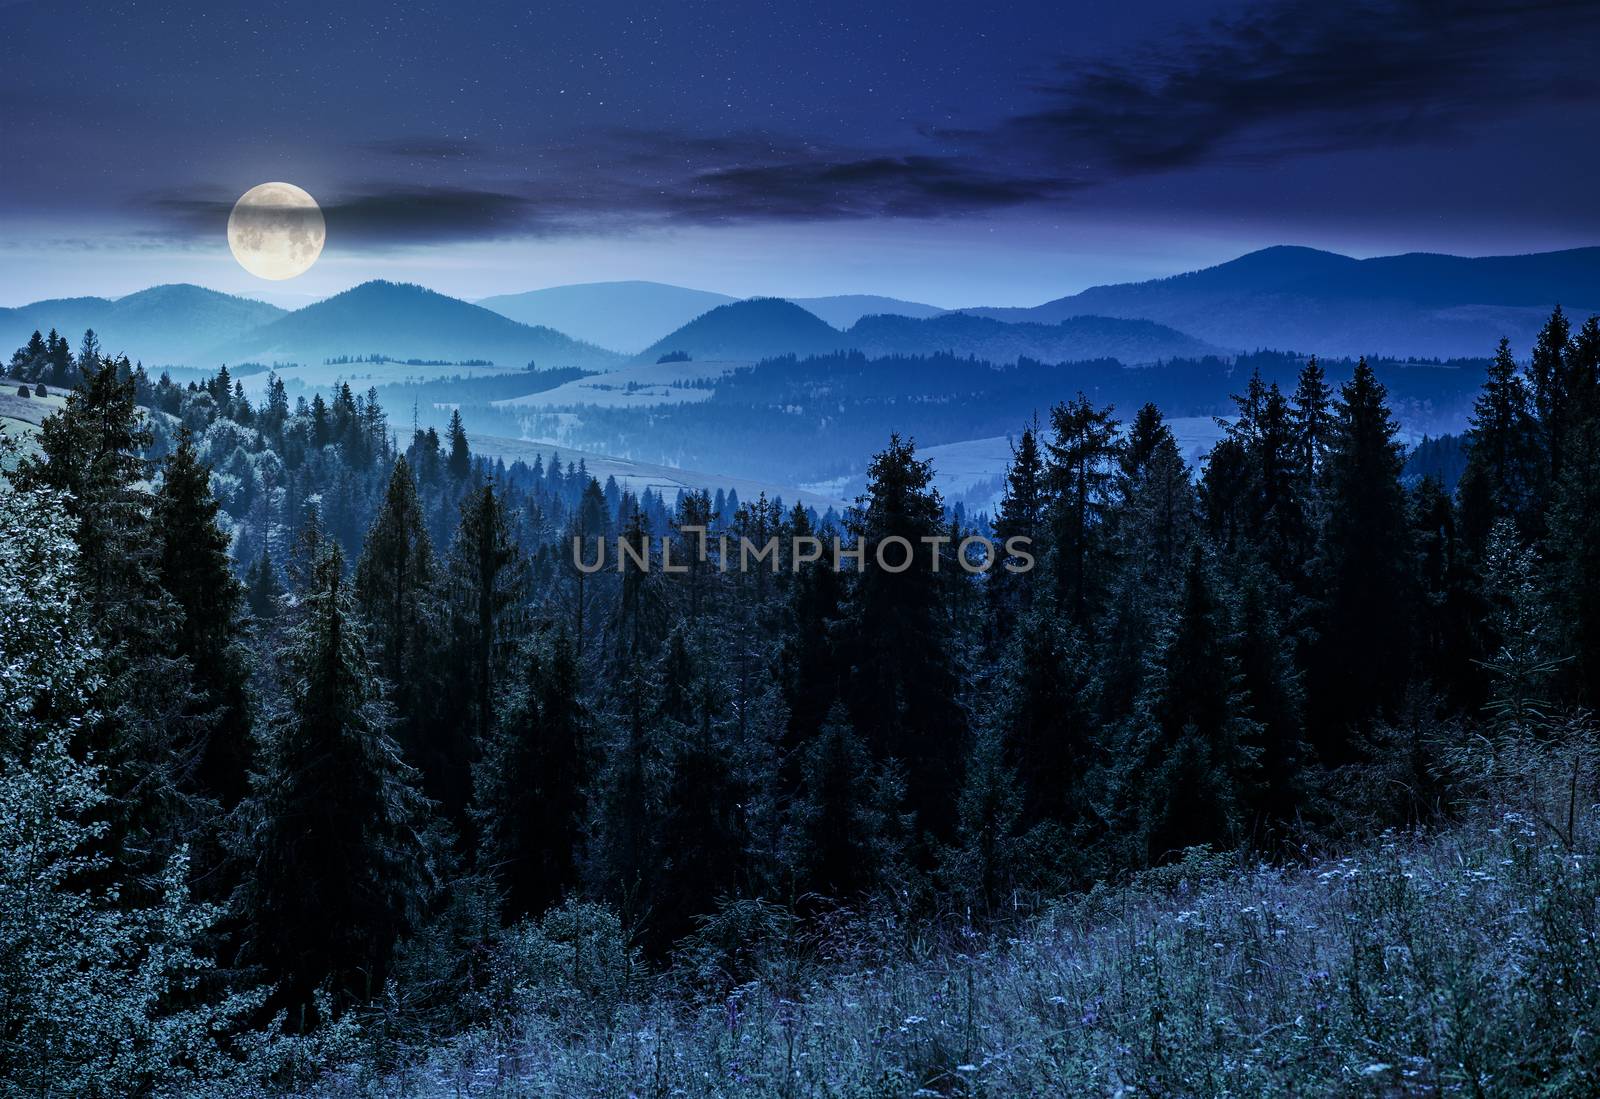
[664,156,1076,222]
[1002,0,1600,175]
[137,0,1600,244]
[150,186,573,244]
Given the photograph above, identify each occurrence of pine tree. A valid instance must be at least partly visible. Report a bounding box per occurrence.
[452,482,529,737]
[239,543,438,1019]
[45,327,73,385]
[1232,567,1309,835]
[447,408,472,481]
[996,609,1093,829]
[474,630,589,921]
[155,428,254,810]
[1457,338,1540,552]
[789,704,907,901]
[8,360,201,883]
[1044,396,1120,623]
[0,464,246,1094]
[566,477,610,659]
[1409,476,1480,709]
[354,456,440,766]
[246,547,284,622]
[943,725,1030,918]
[584,670,663,927]
[652,631,748,946]
[839,434,966,841]
[310,392,331,449]
[1102,429,1196,726]
[988,421,1046,634]
[776,502,844,766]
[1290,356,1333,488]
[1528,305,1573,511]
[1546,315,1600,702]
[78,328,102,377]
[1307,359,1415,759]
[1135,544,1260,863]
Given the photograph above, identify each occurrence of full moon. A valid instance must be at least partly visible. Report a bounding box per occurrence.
[227,182,325,280]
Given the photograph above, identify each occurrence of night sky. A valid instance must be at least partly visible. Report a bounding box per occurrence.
[3,0,1598,306]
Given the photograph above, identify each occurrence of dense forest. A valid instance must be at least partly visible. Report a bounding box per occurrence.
[507,348,1486,485]
[3,306,1599,1096]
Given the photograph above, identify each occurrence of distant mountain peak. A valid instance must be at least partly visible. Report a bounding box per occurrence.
[958,243,1600,358]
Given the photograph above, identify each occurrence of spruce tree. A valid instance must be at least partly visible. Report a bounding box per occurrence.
[354,456,440,767]
[1410,476,1480,709]
[474,630,589,921]
[566,477,610,658]
[996,609,1093,829]
[652,630,747,946]
[442,483,528,822]
[1290,356,1333,488]
[988,421,1046,635]
[584,669,663,927]
[839,434,966,841]
[1528,305,1573,511]
[790,704,907,901]
[239,543,438,1018]
[245,548,284,622]
[1546,315,1600,702]
[1135,544,1260,863]
[943,725,1030,918]
[1457,338,1540,553]
[1307,359,1415,759]
[447,408,472,480]
[8,360,201,884]
[776,502,844,767]
[1102,429,1195,726]
[155,428,254,810]
[1044,395,1120,624]
[1232,568,1309,835]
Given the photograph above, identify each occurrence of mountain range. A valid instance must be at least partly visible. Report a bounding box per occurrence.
[475,281,945,353]
[5,245,1597,374]
[636,298,1217,365]
[211,281,621,371]
[959,245,1600,358]
[0,284,285,365]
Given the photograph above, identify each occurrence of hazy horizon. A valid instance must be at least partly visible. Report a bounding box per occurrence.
[8,235,1600,313]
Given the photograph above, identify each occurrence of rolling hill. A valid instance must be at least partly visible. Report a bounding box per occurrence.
[636,298,844,363]
[0,284,286,366]
[476,281,738,354]
[787,293,945,328]
[475,282,948,353]
[845,311,1217,363]
[210,281,623,371]
[636,297,1216,365]
[960,245,1600,358]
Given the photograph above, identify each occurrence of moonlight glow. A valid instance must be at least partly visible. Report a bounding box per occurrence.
[227,182,325,280]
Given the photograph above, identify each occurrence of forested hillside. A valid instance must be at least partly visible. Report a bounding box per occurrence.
[2,306,1598,1096]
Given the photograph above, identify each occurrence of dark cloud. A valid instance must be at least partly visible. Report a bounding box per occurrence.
[1004,0,1600,175]
[666,156,1077,222]
[150,186,566,244]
